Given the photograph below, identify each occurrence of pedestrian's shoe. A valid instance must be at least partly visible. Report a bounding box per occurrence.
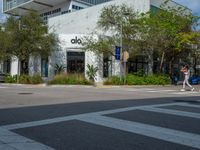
[180,89,185,92]
[191,88,195,91]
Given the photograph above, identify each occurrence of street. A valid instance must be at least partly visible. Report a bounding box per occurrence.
[0,84,200,150]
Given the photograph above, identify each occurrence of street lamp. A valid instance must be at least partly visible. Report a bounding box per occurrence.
[120,12,130,84]
[17,19,21,83]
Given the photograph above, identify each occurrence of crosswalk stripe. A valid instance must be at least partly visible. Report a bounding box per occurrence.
[139,107,200,119]
[78,115,200,149]
[178,103,200,108]
[1,101,200,149]
[0,128,55,150]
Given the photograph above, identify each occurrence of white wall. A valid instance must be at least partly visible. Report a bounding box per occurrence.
[49,34,104,82]
[49,0,150,34]
[47,0,150,82]
[29,56,41,76]
[10,56,18,76]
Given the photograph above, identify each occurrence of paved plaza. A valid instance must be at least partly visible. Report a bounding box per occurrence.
[0,84,200,150]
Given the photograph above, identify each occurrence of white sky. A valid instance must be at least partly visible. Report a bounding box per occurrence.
[174,0,200,16]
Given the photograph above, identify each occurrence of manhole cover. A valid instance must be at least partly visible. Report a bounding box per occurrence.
[18,93,33,95]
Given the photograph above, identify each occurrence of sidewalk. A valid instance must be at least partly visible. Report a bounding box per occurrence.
[0,83,200,91]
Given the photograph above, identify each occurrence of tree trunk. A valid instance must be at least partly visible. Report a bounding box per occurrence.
[160,52,165,73]
[147,49,153,75]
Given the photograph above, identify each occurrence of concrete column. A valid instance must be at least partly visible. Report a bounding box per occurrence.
[29,56,41,76]
[85,51,103,83]
[0,61,3,72]
[10,56,18,76]
[112,56,121,77]
[48,53,56,80]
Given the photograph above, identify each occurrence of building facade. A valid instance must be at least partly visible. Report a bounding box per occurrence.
[2,0,190,82]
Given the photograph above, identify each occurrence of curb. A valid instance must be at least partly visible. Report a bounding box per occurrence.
[0,83,47,87]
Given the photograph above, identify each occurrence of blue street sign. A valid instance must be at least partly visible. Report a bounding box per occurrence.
[115,46,121,60]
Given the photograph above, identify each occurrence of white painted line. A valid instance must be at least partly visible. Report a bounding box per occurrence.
[2,102,191,130]
[10,142,54,150]
[177,103,200,108]
[172,91,199,95]
[139,107,200,119]
[0,128,54,150]
[2,116,77,130]
[78,115,200,149]
[0,87,8,89]
[146,91,158,93]
[1,101,200,149]
[0,144,17,150]
[159,90,177,92]
[96,102,183,115]
[127,88,155,92]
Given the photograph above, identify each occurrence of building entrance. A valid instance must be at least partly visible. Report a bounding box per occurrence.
[67,52,85,73]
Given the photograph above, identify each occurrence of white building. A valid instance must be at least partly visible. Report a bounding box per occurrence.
[2,0,189,82]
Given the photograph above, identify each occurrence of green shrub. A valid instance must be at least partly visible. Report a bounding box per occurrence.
[86,64,98,82]
[54,64,66,75]
[126,74,146,85]
[104,76,123,85]
[5,75,17,83]
[48,73,92,85]
[5,74,43,84]
[144,74,170,85]
[19,75,31,84]
[30,75,44,84]
[104,74,170,85]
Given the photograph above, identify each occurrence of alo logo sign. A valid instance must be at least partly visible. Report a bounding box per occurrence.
[71,36,82,44]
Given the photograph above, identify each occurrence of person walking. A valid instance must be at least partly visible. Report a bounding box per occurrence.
[180,65,194,91]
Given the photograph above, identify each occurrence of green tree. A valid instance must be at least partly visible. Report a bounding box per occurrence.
[82,2,200,76]
[0,24,12,61]
[3,12,58,74]
[134,1,200,74]
[81,4,141,77]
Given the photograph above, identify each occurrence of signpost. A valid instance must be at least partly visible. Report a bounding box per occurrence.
[115,46,121,60]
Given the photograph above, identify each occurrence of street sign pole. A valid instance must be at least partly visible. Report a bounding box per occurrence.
[115,46,122,81]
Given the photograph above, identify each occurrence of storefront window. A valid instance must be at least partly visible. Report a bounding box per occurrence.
[128,56,148,74]
[103,57,112,78]
[3,60,11,74]
[67,52,85,73]
[20,59,29,75]
[41,58,48,77]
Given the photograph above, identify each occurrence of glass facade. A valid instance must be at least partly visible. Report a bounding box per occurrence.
[150,5,160,14]
[67,52,85,73]
[3,0,31,11]
[3,0,112,12]
[81,0,111,5]
[41,57,48,77]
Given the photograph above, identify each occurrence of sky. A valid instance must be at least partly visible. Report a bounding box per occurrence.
[0,0,200,23]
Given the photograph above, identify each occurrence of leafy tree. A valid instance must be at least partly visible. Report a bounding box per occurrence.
[82,2,200,76]
[82,4,141,76]
[134,1,200,74]
[3,11,58,74]
[0,24,12,61]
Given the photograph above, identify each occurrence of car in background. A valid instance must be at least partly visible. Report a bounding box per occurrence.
[189,76,200,85]
[0,71,6,82]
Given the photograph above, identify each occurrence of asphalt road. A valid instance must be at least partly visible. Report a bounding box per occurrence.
[0,84,200,150]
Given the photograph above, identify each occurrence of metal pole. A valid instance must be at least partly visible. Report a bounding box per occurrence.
[120,23,123,81]
[121,22,126,85]
[17,20,21,84]
[124,60,126,85]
